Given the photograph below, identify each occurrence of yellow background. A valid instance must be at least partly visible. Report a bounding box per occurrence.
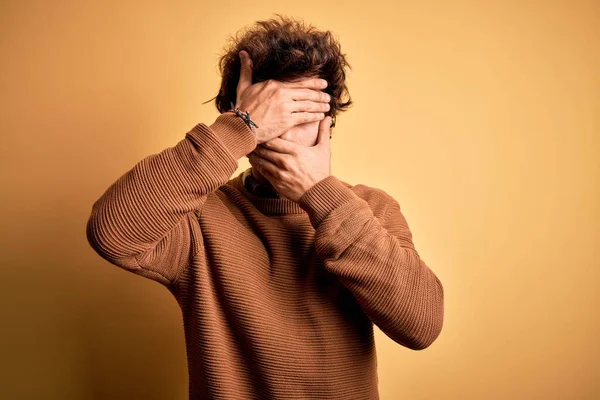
[1,1,598,399]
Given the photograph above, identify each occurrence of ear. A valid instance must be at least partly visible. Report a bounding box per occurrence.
[236,50,253,103]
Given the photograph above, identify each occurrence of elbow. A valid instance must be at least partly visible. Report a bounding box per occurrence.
[395,276,445,351]
[86,213,104,257]
[86,212,114,260]
[400,311,444,351]
[411,278,445,350]
[86,212,136,268]
[404,317,443,350]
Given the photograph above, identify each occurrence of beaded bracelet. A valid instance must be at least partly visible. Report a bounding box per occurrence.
[229,102,259,134]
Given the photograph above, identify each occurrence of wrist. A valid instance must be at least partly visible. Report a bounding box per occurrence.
[229,102,259,137]
[209,112,257,160]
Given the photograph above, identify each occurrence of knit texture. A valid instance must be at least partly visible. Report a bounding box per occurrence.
[86,111,444,400]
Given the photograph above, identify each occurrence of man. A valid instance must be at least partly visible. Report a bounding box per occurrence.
[86,15,444,400]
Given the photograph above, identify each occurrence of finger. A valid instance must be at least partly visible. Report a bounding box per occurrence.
[291,112,326,126]
[285,88,331,103]
[280,78,328,90]
[288,100,331,114]
[253,145,287,167]
[249,152,279,178]
[261,137,298,154]
[236,50,253,102]
[315,116,333,147]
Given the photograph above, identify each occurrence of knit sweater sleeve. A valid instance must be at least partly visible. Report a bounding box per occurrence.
[86,112,257,287]
[298,175,444,350]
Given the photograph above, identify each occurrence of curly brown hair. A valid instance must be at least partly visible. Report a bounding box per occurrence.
[203,14,353,129]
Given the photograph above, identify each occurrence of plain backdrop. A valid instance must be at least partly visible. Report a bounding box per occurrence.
[1,1,598,399]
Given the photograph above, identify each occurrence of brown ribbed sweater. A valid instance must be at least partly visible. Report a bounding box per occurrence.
[86,111,444,400]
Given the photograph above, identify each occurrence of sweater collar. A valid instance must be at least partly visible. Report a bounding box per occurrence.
[231,168,306,215]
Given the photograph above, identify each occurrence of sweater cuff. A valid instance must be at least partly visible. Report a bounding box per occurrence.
[298,175,357,228]
[197,111,257,161]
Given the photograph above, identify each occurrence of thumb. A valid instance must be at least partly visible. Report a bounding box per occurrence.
[236,50,253,102]
[316,116,333,148]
